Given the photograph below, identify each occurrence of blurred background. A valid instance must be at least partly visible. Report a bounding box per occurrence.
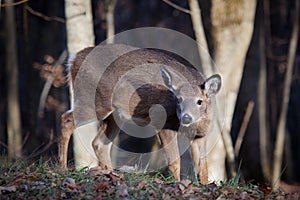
[0,0,299,188]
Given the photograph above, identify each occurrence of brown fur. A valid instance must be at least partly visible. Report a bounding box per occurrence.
[60,45,219,182]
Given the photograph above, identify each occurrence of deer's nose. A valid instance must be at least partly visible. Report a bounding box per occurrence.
[181,114,192,125]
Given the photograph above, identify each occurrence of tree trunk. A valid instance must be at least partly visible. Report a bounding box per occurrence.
[64,0,95,168]
[188,0,227,182]
[106,0,117,44]
[5,0,23,161]
[258,0,271,182]
[211,0,257,177]
[272,0,299,190]
[188,0,213,76]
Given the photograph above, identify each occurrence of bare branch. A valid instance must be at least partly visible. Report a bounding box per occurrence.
[37,50,68,118]
[188,0,213,76]
[162,0,191,14]
[0,0,28,7]
[234,101,255,157]
[25,5,65,23]
[25,130,55,159]
[0,140,8,149]
[21,131,30,148]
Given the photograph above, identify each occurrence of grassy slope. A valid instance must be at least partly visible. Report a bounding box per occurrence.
[0,159,299,199]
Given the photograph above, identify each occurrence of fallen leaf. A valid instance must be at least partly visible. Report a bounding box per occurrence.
[19,184,28,192]
[181,179,192,187]
[63,177,75,185]
[178,183,185,191]
[220,187,234,196]
[216,193,226,200]
[279,181,300,193]
[258,183,272,196]
[206,182,218,192]
[0,185,17,193]
[116,183,128,198]
[119,165,137,173]
[136,180,147,189]
[63,177,79,190]
[154,178,164,184]
[15,178,26,185]
[94,182,109,191]
[32,181,46,186]
[164,186,176,194]
[28,174,40,181]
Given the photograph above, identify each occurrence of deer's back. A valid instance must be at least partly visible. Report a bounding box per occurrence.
[95,48,205,127]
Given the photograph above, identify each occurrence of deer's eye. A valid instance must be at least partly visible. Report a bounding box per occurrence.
[197,99,203,105]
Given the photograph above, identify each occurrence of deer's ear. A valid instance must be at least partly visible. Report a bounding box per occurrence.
[160,66,177,92]
[203,74,221,97]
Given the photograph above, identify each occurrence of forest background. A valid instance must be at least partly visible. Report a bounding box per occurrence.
[0,0,300,190]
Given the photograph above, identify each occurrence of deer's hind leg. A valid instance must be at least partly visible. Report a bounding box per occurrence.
[158,130,181,181]
[92,115,119,169]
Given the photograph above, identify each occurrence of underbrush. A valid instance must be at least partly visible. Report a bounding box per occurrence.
[0,159,298,199]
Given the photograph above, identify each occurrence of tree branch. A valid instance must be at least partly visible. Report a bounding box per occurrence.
[234,101,255,157]
[0,0,28,7]
[162,0,191,14]
[37,50,67,118]
[25,5,65,23]
[25,130,55,159]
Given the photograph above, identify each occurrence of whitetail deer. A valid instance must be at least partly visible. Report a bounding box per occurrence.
[59,44,221,181]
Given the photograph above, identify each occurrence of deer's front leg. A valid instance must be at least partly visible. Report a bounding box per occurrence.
[59,110,75,169]
[92,116,119,169]
[191,138,209,184]
[158,130,180,181]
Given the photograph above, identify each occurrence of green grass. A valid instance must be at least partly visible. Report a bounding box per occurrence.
[0,159,297,199]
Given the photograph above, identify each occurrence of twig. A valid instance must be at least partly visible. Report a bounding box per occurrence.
[234,101,255,157]
[21,131,30,148]
[37,50,67,118]
[25,5,65,23]
[0,0,28,7]
[0,140,8,148]
[162,0,191,14]
[272,0,299,190]
[25,130,55,159]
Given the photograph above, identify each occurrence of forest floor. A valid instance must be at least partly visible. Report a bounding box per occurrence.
[0,159,299,199]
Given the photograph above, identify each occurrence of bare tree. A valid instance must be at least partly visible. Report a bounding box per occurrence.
[5,0,22,161]
[259,0,271,182]
[64,0,95,168]
[188,0,227,182]
[64,0,94,55]
[106,0,117,44]
[188,0,213,76]
[210,0,257,177]
[272,0,299,190]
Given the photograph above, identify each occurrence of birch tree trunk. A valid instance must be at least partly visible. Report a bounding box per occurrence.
[65,0,95,168]
[5,0,22,161]
[211,0,257,177]
[188,0,226,183]
[106,0,117,44]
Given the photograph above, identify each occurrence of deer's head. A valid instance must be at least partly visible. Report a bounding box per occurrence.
[160,66,221,130]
